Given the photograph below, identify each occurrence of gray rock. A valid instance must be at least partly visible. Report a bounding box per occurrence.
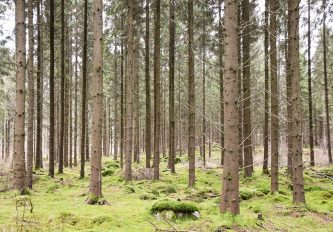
[192,211,200,219]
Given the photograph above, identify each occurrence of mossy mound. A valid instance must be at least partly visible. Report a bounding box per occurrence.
[150,200,198,214]
[139,193,157,200]
[240,190,254,200]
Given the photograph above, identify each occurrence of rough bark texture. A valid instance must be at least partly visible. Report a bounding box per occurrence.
[80,0,88,178]
[220,0,240,215]
[288,0,305,204]
[201,3,206,167]
[242,0,253,178]
[188,0,195,187]
[307,0,314,166]
[120,15,125,169]
[89,0,103,201]
[263,0,269,174]
[168,0,176,173]
[270,0,279,193]
[14,0,26,192]
[153,0,161,180]
[27,0,34,188]
[113,40,119,160]
[49,0,55,178]
[125,0,134,181]
[322,0,332,164]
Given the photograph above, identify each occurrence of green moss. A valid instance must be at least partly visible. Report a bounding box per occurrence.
[101,169,114,177]
[151,200,198,214]
[46,183,61,193]
[124,185,136,194]
[240,190,254,200]
[321,191,333,199]
[139,193,157,200]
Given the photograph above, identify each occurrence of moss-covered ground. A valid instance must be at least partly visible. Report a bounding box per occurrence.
[1,151,333,231]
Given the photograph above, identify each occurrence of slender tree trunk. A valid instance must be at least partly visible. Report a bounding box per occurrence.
[270,0,279,193]
[36,0,43,170]
[64,17,70,168]
[74,2,78,167]
[221,0,240,215]
[168,0,176,173]
[80,0,88,178]
[188,0,195,187]
[242,0,253,178]
[238,2,243,169]
[125,0,134,181]
[133,39,140,163]
[263,0,269,174]
[88,0,103,203]
[218,0,224,166]
[14,0,26,192]
[307,0,314,166]
[114,39,119,160]
[288,0,305,204]
[49,0,55,178]
[201,4,206,167]
[58,0,65,174]
[145,0,152,169]
[120,15,125,169]
[153,0,161,180]
[322,0,332,164]
[26,0,34,188]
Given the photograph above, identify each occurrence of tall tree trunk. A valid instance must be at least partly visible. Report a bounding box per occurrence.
[26,0,34,188]
[14,0,26,192]
[168,0,176,173]
[120,15,125,169]
[286,9,292,175]
[64,17,70,168]
[201,3,206,167]
[288,0,305,204]
[242,0,253,178]
[74,2,78,167]
[145,0,152,169]
[36,0,43,170]
[218,0,224,166]
[58,0,65,174]
[114,39,119,160]
[270,0,279,193]
[307,0,314,166]
[49,0,55,178]
[238,2,243,168]
[88,0,103,203]
[133,39,140,164]
[263,0,269,174]
[80,0,88,178]
[125,0,134,181]
[153,0,161,180]
[188,0,195,187]
[322,0,332,164]
[220,0,240,215]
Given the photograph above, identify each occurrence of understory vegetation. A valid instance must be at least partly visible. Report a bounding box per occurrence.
[1,150,333,232]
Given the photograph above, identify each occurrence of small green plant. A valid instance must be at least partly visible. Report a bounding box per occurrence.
[139,193,157,200]
[102,169,114,177]
[240,190,254,200]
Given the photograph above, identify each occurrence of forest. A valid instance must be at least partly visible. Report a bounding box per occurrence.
[0,0,333,231]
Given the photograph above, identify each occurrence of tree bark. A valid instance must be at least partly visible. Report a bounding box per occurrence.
[153,0,161,180]
[168,0,176,173]
[14,0,26,192]
[263,0,269,174]
[270,0,279,193]
[220,0,240,215]
[242,0,253,178]
[145,0,152,169]
[49,0,55,178]
[218,0,224,166]
[307,0,314,166]
[125,0,134,181]
[36,0,43,170]
[26,0,34,188]
[89,0,103,202]
[80,0,88,178]
[188,0,195,187]
[322,0,332,164]
[288,0,305,204]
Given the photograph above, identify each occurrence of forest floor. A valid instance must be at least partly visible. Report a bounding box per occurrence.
[1,147,333,232]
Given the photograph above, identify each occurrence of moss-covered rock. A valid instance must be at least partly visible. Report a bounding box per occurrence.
[151,200,198,214]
